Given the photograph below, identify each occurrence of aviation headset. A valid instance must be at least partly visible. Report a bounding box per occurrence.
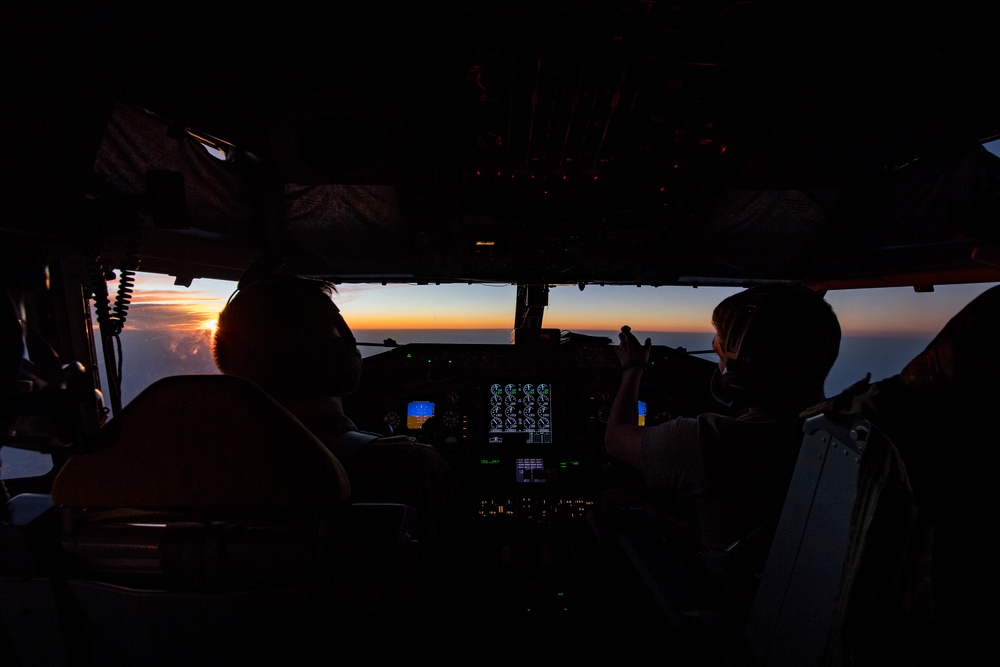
[711,287,773,405]
[303,286,363,397]
[220,259,363,397]
[720,291,766,390]
[711,284,838,408]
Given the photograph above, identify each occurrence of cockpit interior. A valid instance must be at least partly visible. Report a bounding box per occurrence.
[4,1,1000,664]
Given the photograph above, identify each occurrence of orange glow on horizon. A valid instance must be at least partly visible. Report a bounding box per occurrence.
[345,312,512,329]
[111,303,224,332]
[544,314,714,333]
[113,294,960,337]
[117,272,1000,338]
[336,313,948,335]
[129,289,229,305]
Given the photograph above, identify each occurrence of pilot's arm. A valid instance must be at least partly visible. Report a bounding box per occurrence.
[605,326,651,469]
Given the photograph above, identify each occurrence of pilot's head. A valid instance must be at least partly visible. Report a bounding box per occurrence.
[711,284,841,410]
[212,275,362,403]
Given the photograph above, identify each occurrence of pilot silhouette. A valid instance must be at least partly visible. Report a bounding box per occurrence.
[604,284,841,623]
[212,273,468,541]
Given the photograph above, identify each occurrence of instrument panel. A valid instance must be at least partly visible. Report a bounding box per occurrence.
[345,337,720,630]
[343,335,719,512]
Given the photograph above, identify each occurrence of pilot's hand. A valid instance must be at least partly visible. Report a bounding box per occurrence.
[616,325,651,369]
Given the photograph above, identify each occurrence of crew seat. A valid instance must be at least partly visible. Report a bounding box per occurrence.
[44,374,421,666]
[746,410,923,666]
[745,412,870,666]
[599,409,918,666]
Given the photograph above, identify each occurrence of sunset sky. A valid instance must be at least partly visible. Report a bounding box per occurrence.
[99,274,996,408]
[121,271,998,338]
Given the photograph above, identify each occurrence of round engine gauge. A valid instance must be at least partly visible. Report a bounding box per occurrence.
[383,411,401,431]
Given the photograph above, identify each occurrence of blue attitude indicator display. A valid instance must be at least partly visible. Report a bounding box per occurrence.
[406,401,435,429]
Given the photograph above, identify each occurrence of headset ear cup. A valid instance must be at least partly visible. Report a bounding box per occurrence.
[337,345,363,395]
[720,366,744,394]
[718,362,754,405]
[720,368,734,393]
[326,306,362,395]
[711,367,734,407]
[319,338,363,396]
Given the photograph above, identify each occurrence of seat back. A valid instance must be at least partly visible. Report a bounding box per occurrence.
[745,412,872,666]
[52,374,351,510]
[0,493,73,667]
[41,375,421,665]
[54,502,419,666]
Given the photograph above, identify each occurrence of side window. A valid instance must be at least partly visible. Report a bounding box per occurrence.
[92,272,234,408]
[1,448,53,481]
[545,282,1000,397]
[93,276,519,408]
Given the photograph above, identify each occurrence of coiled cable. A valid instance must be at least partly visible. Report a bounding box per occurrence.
[111,264,137,334]
[85,256,139,415]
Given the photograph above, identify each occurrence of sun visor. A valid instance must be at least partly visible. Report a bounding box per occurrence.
[92,103,263,238]
[89,102,427,277]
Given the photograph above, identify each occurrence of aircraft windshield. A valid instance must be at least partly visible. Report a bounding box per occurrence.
[90,273,998,410]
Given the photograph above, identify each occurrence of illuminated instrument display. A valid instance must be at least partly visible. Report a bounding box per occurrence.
[487,382,552,444]
[406,401,434,429]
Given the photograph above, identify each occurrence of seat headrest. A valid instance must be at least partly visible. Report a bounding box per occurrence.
[52,375,350,510]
